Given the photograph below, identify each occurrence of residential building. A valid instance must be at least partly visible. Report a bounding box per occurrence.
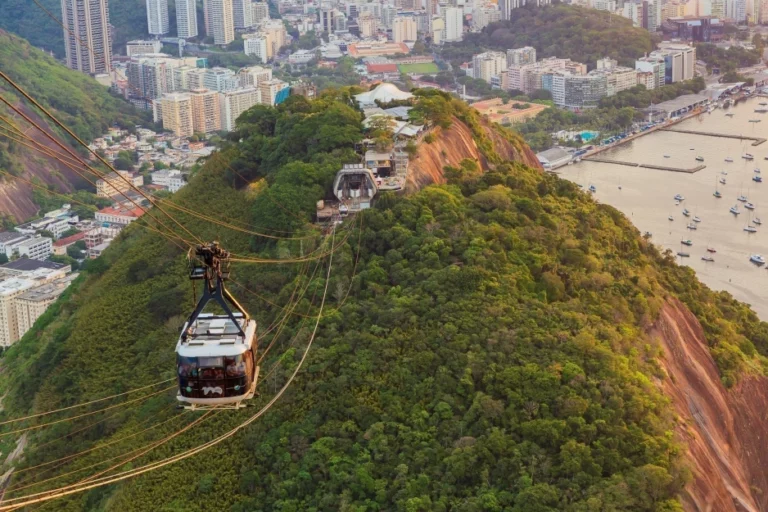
[652,43,696,83]
[431,16,445,44]
[15,206,78,240]
[259,79,291,106]
[358,13,379,37]
[96,170,133,198]
[151,169,188,192]
[146,0,170,35]
[244,34,269,62]
[498,0,549,19]
[61,0,112,74]
[443,7,464,42]
[507,58,586,94]
[203,67,239,91]
[593,0,617,11]
[392,16,418,42]
[547,72,607,109]
[382,5,398,29]
[252,2,270,25]
[95,206,146,225]
[126,40,163,57]
[0,278,32,346]
[52,232,86,256]
[238,66,272,87]
[209,0,235,45]
[233,0,254,28]
[347,42,410,58]
[637,71,656,89]
[126,57,171,104]
[591,62,638,96]
[176,0,199,38]
[261,20,287,58]
[507,46,536,66]
[635,56,664,88]
[472,5,501,30]
[13,236,54,261]
[220,88,261,131]
[288,49,315,65]
[190,89,222,133]
[472,51,507,83]
[160,92,194,137]
[15,274,78,341]
[0,233,27,258]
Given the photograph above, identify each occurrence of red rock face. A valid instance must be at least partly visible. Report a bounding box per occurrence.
[652,297,768,512]
[406,116,541,193]
[0,101,87,222]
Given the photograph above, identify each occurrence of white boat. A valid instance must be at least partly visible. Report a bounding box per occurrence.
[744,154,755,160]
[726,113,735,117]
[745,226,758,233]
[754,217,763,225]
[668,215,674,221]
[750,254,766,265]
[755,169,761,174]
[745,202,756,210]
[696,156,705,162]
[701,256,715,262]
[714,190,722,198]
[730,205,741,215]
[687,223,697,230]
[682,208,691,217]
[721,171,728,175]
[693,216,702,222]
[675,200,680,205]
[589,184,597,193]
[678,252,691,257]
[738,195,748,202]
[720,178,727,184]
[674,194,685,201]
[725,157,734,162]
[755,108,768,113]
[750,119,762,123]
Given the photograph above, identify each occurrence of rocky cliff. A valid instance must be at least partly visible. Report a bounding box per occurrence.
[405,115,541,192]
[653,298,768,512]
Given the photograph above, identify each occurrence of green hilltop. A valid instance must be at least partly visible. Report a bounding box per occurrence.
[0,90,766,511]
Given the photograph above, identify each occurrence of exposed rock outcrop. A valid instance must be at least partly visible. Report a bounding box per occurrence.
[652,298,768,511]
[406,116,541,193]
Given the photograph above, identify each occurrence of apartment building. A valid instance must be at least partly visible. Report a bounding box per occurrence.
[547,72,607,109]
[635,56,665,88]
[244,34,269,63]
[95,206,146,225]
[151,169,188,192]
[96,170,133,198]
[252,2,270,25]
[160,92,194,137]
[208,0,235,45]
[14,205,78,240]
[472,51,507,83]
[472,5,501,30]
[238,66,272,87]
[507,58,586,94]
[146,0,170,35]
[203,67,239,92]
[259,79,291,106]
[392,16,418,42]
[61,0,112,74]
[126,40,163,57]
[653,42,696,83]
[220,88,261,131]
[358,13,379,37]
[176,0,199,38]
[507,47,537,66]
[233,0,254,28]
[190,89,222,133]
[15,274,78,341]
[443,7,464,42]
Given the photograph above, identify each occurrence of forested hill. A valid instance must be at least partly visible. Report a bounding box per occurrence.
[0,0,155,57]
[0,30,148,221]
[441,4,654,69]
[0,90,767,511]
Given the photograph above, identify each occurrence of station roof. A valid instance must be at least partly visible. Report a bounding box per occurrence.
[654,94,709,113]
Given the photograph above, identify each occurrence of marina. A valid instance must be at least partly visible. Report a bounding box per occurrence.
[563,96,768,319]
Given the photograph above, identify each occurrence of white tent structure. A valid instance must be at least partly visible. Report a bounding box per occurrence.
[354,83,414,108]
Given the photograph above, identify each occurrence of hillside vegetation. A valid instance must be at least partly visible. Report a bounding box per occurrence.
[0,90,766,511]
[441,4,654,69]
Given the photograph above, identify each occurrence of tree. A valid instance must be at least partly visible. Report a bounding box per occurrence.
[60,228,80,238]
[154,161,168,171]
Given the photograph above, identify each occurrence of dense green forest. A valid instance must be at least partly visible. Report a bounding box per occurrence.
[0,89,766,511]
[440,4,654,69]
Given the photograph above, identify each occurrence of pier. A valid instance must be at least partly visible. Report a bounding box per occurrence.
[583,157,705,173]
[660,128,766,146]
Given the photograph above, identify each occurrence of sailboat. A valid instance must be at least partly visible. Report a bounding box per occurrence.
[730,204,741,215]
[720,177,727,185]
[701,255,715,262]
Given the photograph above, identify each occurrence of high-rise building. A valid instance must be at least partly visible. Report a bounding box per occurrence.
[203,67,239,91]
[209,0,235,45]
[237,66,272,87]
[126,40,163,57]
[252,2,270,25]
[319,6,337,34]
[220,88,261,131]
[711,0,726,16]
[176,0,199,38]
[392,16,418,42]
[652,43,696,83]
[190,89,222,133]
[443,7,463,42]
[261,20,287,58]
[472,51,507,83]
[381,5,398,29]
[472,5,501,31]
[635,56,664,89]
[243,34,269,62]
[507,46,536,66]
[259,79,290,106]
[233,0,254,28]
[358,13,379,37]
[146,0,170,35]
[547,72,607,109]
[161,92,194,136]
[61,0,112,74]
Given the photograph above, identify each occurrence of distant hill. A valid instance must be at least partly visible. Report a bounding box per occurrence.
[0,30,149,221]
[441,4,654,69]
[0,0,162,58]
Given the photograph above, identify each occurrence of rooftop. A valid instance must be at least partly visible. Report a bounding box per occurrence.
[0,232,27,244]
[97,206,146,218]
[16,274,78,303]
[1,258,67,272]
[654,94,709,113]
[53,232,85,247]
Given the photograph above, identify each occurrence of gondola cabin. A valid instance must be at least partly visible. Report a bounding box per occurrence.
[176,313,258,408]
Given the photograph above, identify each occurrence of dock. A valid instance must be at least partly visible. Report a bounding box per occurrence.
[583,157,705,173]
[660,128,766,146]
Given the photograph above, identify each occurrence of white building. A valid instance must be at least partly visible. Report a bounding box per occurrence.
[443,7,464,42]
[220,88,261,131]
[176,0,199,38]
[252,2,269,25]
[472,51,507,83]
[13,237,53,261]
[472,5,501,31]
[126,40,163,57]
[288,49,316,65]
[238,65,272,87]
[14,205,78,240]
[635,56,665,89]
[259,79,290,106]
[203,67,239,91]
[146,0,170,35]
[14,274,78,342]
[652,43,696,83]
[244,34,269,63]
[507,46,537,66]
[95,206,145,225]
[392,16,418,43]
[208,0,235,45]
[151,169,189,192]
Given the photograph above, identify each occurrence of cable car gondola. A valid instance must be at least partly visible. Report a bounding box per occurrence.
[176,242,259,410]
